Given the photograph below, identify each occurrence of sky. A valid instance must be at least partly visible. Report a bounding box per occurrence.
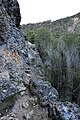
[17,0,80,25]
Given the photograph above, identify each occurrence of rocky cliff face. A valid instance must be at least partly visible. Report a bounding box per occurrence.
[0,0,59,119]
[0,0,26,101]
[0,0,80,119]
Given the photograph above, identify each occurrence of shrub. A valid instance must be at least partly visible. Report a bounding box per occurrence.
[26,30,36,43]
[26,28,80,103]
[35,28,53,61]
[63,33,80,46]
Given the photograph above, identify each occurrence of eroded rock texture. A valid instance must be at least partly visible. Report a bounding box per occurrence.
[29,79,59,106]
[0,0,58,106]
[48,102,80,120]
[0,0,26,101]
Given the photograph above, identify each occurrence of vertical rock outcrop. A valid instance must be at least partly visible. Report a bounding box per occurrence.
[0,0,21,28]
[0,0,58,106]
[0,0,26,101]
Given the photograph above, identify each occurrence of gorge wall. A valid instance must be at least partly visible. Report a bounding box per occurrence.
[0,0,58,111]
[0,0,26,101]
[22,13,80,105]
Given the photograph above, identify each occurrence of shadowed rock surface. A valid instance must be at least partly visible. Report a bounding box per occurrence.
[48,102,80,120]
[29,79,59,106]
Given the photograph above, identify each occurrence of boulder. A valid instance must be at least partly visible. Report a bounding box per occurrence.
[29,79,59,106]
[48,102,80,120]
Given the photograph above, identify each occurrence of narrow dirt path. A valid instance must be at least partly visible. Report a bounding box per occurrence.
[0,88,48,120]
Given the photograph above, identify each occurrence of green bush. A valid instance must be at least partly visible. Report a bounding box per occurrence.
[26,30,36,43]
[26,28,80,103]
[63,33,80,46]
[35,28,53,61]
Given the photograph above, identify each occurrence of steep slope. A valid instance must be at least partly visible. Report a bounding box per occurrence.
[22,12,80,38]
[21,13,80,105]
[0,0,59,120]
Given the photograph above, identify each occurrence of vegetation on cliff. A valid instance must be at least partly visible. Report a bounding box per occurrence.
[22,14,80,105]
